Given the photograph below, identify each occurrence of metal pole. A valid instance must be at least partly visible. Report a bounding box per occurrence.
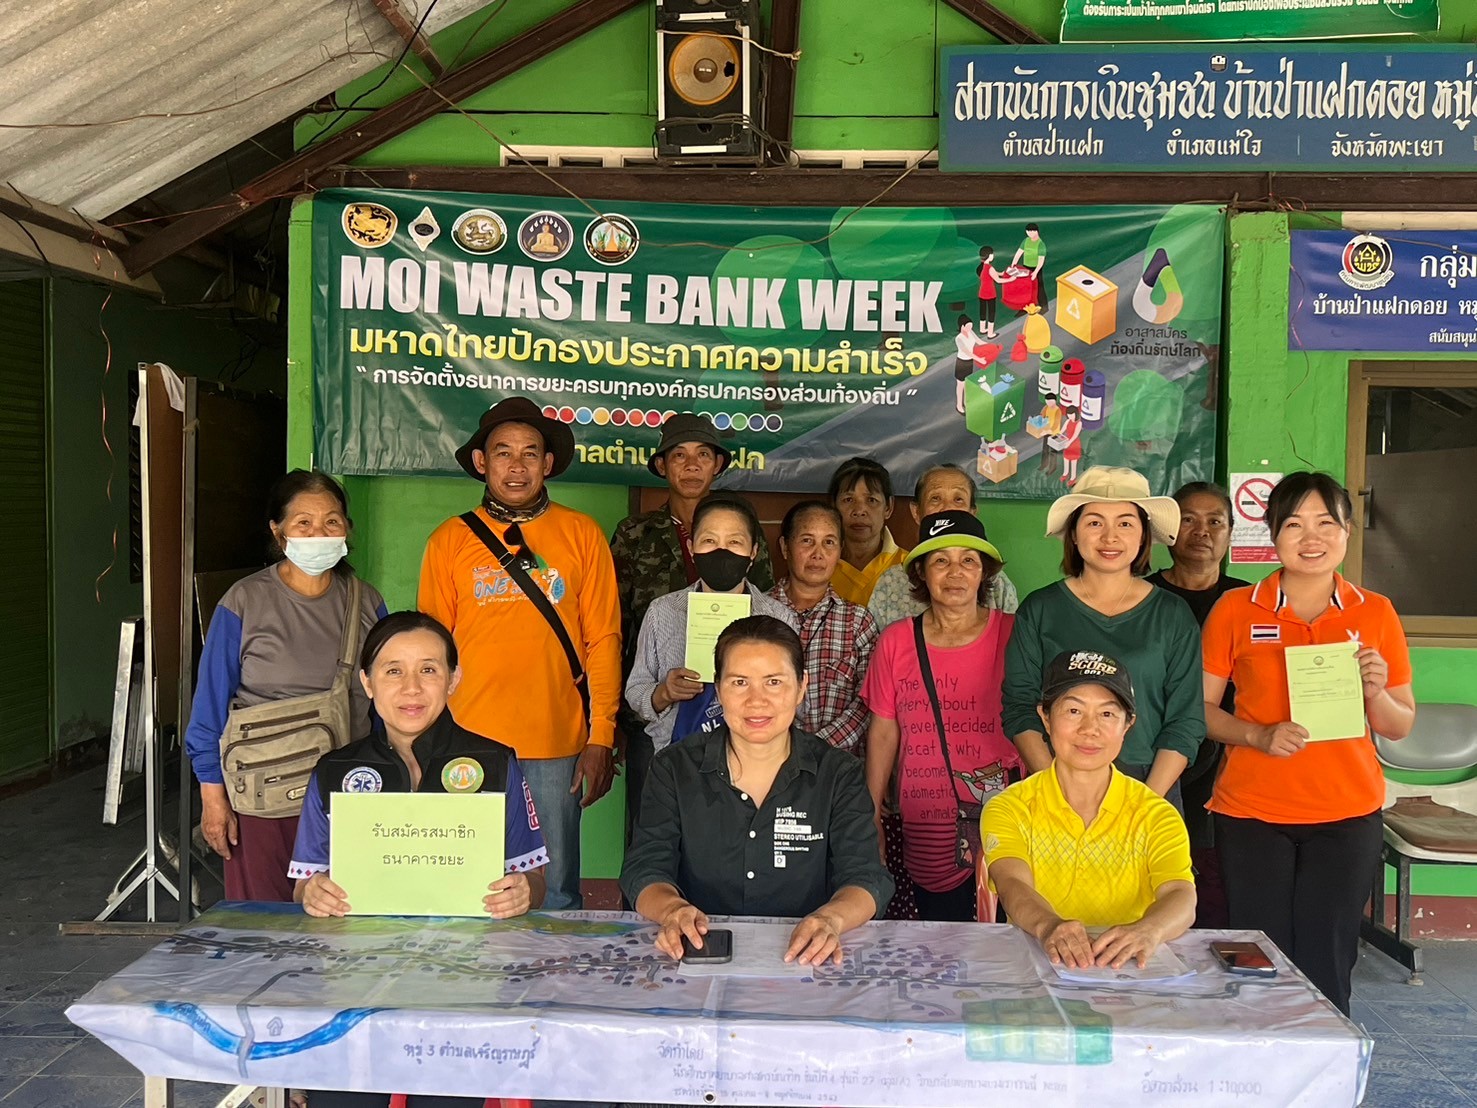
[178,379,199,923]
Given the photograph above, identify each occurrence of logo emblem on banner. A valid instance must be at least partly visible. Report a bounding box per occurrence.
[452,209,507,255]
[408,207,442,252]
[585,214,640,265]
[1338,234,1395,291]
[519,212,574,262]
[341,203,397,248]
[342,767,383,793]
[441,757,485,793]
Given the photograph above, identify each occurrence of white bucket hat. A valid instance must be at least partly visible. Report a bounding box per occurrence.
[1044,466,1181,546]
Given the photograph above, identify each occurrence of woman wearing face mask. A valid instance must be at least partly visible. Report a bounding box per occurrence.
[184,470,387,902]
[626,493,799,758]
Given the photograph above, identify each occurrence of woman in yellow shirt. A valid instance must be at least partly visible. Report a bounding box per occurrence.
[982,650,1196,970]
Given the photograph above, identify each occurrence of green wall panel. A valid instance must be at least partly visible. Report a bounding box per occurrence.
[333,114,660,164]
[48,279,286,753]
[0,280,50,779]
[793,0,938,118]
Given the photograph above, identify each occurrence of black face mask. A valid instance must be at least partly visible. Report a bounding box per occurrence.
[693,548,751,592]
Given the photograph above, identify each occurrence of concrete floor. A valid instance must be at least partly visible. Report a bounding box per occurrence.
[2,765,1476,1107]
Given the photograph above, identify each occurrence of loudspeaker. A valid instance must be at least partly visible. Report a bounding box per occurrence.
[656,0,762,163]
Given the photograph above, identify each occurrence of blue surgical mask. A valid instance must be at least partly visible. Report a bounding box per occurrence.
[284,536,347,577]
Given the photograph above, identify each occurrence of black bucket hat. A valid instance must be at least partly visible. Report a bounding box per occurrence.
[646,412,731,477]
[454,397,575,480]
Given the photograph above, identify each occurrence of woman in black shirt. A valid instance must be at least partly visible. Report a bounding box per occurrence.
[620,615,893,966]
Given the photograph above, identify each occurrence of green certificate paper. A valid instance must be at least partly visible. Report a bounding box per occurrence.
[684,592,751,682]
[1285,641,1366,743]
[330,792,504,917]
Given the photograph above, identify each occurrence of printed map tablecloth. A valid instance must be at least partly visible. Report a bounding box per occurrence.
[67,904,1369,1106]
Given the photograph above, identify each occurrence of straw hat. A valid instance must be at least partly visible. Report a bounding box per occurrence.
[1043,466,1180,546]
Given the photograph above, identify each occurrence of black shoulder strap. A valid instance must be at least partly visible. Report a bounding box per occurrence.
[460,511,591,733]
[912,614,962,792]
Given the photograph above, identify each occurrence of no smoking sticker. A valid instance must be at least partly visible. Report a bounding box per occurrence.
[1230,472,1282,564]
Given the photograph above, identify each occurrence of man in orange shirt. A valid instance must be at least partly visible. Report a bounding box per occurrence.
[419,397,621,910]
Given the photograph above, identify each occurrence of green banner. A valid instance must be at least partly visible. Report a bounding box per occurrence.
[1061,0,1438,42]
[313,191,1223,499]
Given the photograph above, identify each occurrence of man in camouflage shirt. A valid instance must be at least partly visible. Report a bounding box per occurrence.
[610,413,773,838]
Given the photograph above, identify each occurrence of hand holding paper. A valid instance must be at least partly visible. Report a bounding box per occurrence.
[1285,641,1366,743]
[1357,646,1390,699]
[331,792,506,917]
[684,592,751,683]
[1252,722,1309,758]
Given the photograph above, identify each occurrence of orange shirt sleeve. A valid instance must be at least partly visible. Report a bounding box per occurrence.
[1371,593,1413,689]
[417,522,459,634]
[576,519,622,750]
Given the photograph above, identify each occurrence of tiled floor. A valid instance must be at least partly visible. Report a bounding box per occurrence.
[2,765,1476,1106]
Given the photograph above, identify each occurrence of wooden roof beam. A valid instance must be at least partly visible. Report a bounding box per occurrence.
[762,0,802,166]
[120,0,645,276]
[941,0,1049,45]
[370,0,445,78]
[318,164,1477,210]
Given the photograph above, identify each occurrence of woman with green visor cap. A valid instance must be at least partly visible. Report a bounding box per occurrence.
[861,511,1022,921]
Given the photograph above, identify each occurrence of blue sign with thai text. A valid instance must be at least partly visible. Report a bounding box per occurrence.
[1288,230,1477,352]
[940,45,1477,174]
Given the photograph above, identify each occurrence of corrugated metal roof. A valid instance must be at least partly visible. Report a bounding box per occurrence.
[0,0,491,219]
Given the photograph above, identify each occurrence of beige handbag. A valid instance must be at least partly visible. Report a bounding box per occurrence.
[218,577,363,818]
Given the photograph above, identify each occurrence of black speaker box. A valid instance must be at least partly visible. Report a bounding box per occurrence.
[656,0,762,163]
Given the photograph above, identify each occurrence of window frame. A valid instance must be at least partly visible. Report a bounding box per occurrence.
[1345,359,1477,645]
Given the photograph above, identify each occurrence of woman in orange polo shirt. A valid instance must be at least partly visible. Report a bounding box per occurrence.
[1201,472,1415,1015]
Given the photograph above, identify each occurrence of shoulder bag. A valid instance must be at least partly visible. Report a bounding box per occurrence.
[218,576,364,818]
[912,613,988,872]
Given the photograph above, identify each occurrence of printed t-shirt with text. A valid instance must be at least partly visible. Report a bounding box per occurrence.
[861,612,1019,893]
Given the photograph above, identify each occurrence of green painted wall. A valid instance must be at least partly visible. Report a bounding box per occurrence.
[290,2,1477,886]
[48,278,285,754]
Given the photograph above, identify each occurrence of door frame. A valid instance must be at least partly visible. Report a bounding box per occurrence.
[1346,360,1477,644]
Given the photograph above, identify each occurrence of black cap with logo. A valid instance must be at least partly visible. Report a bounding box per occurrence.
[1039,649,1136,716]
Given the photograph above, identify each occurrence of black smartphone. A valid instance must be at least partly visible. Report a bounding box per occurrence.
[681,928,733,964]
[1210,940,1278,978]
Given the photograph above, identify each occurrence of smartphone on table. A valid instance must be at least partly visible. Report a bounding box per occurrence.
[681,928,733,964]
[1210,940,1278,977]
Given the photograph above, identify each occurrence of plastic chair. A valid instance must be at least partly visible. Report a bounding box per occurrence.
[976,853,998,923]
[1361,703,1477,983]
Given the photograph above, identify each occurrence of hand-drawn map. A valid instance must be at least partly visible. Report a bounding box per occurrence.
[68,905,1369,1106]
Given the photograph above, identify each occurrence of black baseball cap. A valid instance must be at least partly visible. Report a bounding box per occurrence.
[1040,650,1136,715]
[904,510,1003,566]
